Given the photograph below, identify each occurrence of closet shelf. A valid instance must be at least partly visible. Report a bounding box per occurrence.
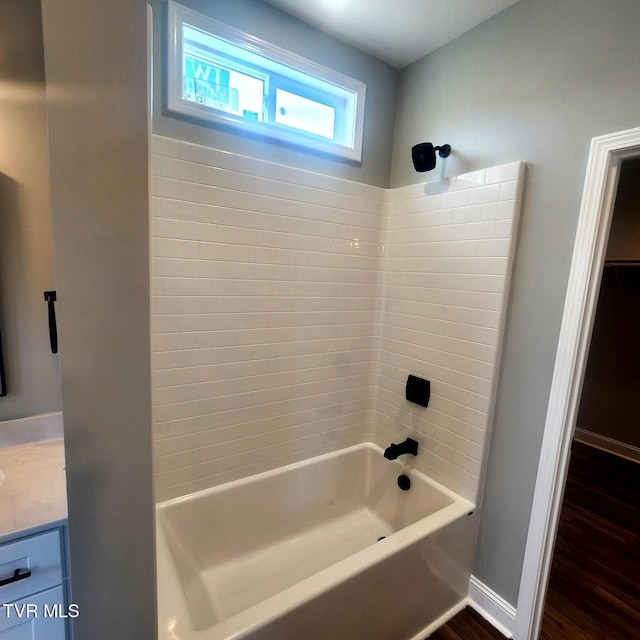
[604,259,640,266]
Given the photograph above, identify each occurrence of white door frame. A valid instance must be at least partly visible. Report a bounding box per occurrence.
[514,126,640,640]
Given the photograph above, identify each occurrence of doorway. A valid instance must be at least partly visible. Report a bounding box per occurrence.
[573,158,640,462]
[515,126,640,640]
[538,157,640,637]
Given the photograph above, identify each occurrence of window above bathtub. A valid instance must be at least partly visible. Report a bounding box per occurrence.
[166,1,367,162]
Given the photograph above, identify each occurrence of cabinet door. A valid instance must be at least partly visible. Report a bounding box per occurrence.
[0,586,66,640]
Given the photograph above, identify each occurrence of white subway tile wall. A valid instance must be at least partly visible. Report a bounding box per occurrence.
[151,134,524,503]
[374,162,524,500]
[152,136,384,501]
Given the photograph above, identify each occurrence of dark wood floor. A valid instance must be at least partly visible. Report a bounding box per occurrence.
[429,607,505,639]
[430,440,640,640]
[539,440,640,639]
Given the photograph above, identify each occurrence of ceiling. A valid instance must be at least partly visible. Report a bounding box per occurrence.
[263,0,520,69]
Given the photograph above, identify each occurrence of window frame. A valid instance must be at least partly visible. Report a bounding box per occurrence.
[166,0,366,162]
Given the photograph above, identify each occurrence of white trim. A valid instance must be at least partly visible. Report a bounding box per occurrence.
[468,576,516,638]
[514,126,640,640]
[574,428,640,464]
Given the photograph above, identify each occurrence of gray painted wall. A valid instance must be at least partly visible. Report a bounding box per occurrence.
[41,1,155,637]
[0,0,62,421]
[391,0,640,605]
[149,0,398,188]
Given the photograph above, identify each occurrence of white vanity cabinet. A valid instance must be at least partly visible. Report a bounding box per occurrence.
[0,528,68,639]
[0,420,69,639]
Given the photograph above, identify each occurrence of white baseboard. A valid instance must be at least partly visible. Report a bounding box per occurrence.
[574,428,640,464]
[468,576,516,638]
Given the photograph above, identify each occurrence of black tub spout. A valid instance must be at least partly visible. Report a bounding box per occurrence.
[384,437,419,460]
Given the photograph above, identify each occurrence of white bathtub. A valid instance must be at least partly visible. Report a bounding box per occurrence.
[156,442,475,640]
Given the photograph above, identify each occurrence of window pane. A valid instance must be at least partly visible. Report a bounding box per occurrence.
[183,52,264,121]
[275,89,336,140]
[228,70,264,121]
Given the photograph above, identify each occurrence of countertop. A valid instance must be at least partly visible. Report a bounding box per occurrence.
[0,438,67,539]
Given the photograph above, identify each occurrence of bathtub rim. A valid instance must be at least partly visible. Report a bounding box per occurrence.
[156,441,470,512]
[156,441,475,640]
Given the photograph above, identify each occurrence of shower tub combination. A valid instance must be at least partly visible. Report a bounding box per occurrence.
[156,442,475,640]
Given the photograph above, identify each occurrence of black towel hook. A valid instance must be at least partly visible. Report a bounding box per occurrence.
[44,290,58,354]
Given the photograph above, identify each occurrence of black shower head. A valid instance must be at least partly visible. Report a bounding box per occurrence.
[411,142,451,172]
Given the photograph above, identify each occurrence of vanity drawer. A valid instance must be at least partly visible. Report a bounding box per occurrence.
[0,585,66,638]
[0,530,63,605]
